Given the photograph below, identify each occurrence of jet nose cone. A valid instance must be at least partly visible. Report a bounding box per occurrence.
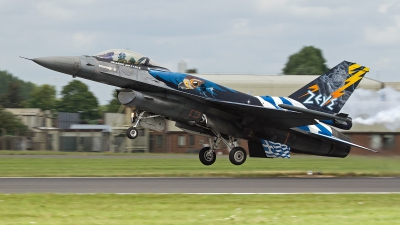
[32,56,81,76]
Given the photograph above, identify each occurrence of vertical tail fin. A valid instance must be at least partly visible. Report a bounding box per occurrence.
[288,61,369,114]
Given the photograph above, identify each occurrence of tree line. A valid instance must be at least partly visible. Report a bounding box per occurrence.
[0,70,121,122]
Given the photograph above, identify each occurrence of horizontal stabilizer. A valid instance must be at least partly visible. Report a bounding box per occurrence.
[293,128,378,153]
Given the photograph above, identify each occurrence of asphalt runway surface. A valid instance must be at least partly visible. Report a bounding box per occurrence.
[0,177,399,194]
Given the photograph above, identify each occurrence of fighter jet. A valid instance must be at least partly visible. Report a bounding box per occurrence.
[23,49,377,166]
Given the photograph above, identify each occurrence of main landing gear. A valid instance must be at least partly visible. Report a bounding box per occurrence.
[229,147,247,166]
[199,147,216,165]
[198,128,247,166]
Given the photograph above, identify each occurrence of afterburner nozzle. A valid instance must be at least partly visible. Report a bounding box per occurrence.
[32,56,81,76]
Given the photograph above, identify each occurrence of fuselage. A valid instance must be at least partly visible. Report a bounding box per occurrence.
[34,51,339,138]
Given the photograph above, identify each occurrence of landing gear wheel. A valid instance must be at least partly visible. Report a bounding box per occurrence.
[229,147,247,165]
[126,127,138,139]
[199,147,216,166]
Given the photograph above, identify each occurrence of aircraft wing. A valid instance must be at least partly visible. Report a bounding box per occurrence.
[204,98,337,128]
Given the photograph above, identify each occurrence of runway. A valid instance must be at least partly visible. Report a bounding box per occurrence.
[0,177,399,194]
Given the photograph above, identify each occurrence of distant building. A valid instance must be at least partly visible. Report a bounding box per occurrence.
[343,124,400,155]
[5,108,53,129]
[63,124,112,152]
[384,82,400,91]
[3,108,56,150]
[178,60,187,73]
[56,112,80,129]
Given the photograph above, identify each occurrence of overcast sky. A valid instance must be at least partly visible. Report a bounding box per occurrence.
[1,0,399,104]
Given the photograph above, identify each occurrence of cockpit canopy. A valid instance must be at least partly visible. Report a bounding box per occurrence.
[94,49,166,69]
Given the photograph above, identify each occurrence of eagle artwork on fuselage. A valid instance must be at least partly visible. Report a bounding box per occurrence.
[25,49,377,166]
[150,72,236,98]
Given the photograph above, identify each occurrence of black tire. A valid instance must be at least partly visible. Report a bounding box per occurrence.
[126,127,138,139]
[229,147,247,165]
[199,147,216,166]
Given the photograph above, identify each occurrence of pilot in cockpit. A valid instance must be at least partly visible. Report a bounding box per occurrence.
[94,49,168,70]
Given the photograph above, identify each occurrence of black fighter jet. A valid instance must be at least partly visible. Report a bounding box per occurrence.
[23,49,377,166]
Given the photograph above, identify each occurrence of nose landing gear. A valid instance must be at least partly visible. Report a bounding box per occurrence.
[126,111,145,140]
[126,127,138,139]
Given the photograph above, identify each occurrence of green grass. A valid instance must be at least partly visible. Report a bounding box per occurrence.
[0,150,162,156]
[1,154,400,177]
[0,194,399,225]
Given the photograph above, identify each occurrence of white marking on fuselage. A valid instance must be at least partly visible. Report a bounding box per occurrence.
[255,96,277,109]
[271,97,283,106]
[286,97,307,109]
[307,125,321,134]
[98,64,112,70]
[316,120,333,134]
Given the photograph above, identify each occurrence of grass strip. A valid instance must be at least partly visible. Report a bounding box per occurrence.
[0,155,400,177]
[0,194,399,225]
[0,150,165,156]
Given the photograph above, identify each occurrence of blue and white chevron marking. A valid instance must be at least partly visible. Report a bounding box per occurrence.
[255,96,307,109]
[262,139,290,158]
[297,122,333,136]
[256,96,333,137]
